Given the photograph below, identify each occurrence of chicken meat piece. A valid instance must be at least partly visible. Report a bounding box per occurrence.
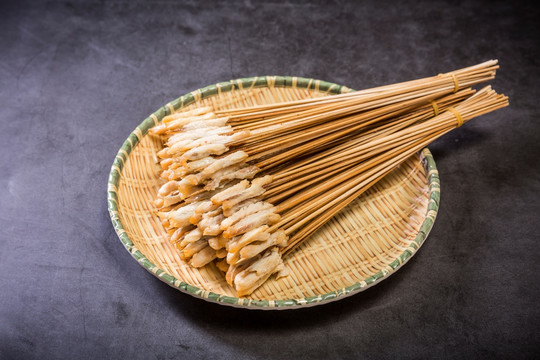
[155,192,183,208]
[179,144,228,164]
[166,126,233,147]
[183,188,217,204]
[227,225,270,254]
[183,156,216,173]
[170,225,195,244]
[220,202,273,230]
[190,246,217,268]
[158,202,202,228]
[161,106,212,123]
[239,230,287,260]
[161,157,216,181]
[150,112,216,135]
[204,165,260,191]
[207,237,222,250]
[234,248,284,297]
[160,168,181,181]
[225,256,259,286]
[216,248,227,259]
[222,209,280,239]
[180,238,208,260]
[190,197,222,223]
[182,116,229,131]
[169,132,249,156]
[221,176,273,211]
[195,200,220,214]
[215,258,230,273]
[199,151,249,181]
[160,157,175,170]
[157,180,178,197]
[222,198,260,217]
[211,180,250,205]
[181,227,203,244]
[199,213,225,236]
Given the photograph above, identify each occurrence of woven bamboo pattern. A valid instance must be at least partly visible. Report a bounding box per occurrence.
[108,76,440,309]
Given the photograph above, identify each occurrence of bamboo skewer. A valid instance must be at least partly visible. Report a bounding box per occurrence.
[218,60,498,120]
[273,87,508,254]
[149,61,508,297]
[225,68,493,168]
[265,88,475,189]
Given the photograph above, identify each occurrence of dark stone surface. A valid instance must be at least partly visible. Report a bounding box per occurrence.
[1,0,539,359]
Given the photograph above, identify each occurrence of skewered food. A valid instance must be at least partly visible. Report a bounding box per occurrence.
[150,60,508,296]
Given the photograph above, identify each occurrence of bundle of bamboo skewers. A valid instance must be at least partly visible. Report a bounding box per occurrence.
[149,60,508,296]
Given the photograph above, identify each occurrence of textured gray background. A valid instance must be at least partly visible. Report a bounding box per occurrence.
[1,0,539,359]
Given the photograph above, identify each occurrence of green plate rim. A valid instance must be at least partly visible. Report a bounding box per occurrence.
[107,76,440,309]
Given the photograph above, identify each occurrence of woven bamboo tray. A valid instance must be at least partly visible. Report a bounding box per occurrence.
[107,76,440,309]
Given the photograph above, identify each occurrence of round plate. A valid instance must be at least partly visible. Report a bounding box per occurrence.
[107,76,440,309]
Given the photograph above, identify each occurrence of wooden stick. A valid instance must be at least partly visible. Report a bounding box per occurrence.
[269,88,475,182]
[245,89,454,169]
[275,87,508,254]
[217,60,498,118]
